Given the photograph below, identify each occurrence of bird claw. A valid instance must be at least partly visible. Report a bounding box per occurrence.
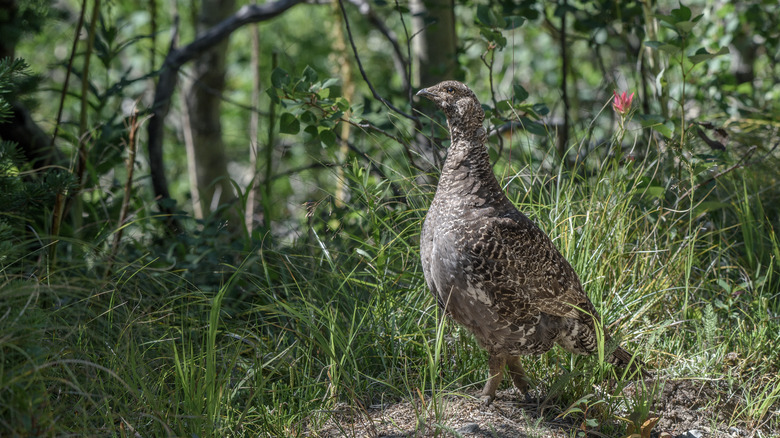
[480,394,495,406]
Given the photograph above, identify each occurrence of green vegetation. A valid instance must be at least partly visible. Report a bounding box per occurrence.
[1,0,779,436]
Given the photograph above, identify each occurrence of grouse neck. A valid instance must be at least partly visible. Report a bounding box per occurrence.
[442,121,491,175]
[437,123,504,201]
[448,119,486,147]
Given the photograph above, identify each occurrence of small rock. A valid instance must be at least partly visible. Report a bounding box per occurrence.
[677,430,704,438]
[728,427,745,437]
[457,423,480,434]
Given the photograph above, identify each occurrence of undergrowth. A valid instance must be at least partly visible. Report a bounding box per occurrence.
[1,136,779,436]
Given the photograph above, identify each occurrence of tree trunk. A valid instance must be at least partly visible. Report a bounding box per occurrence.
[411,0,457,87]
[411,0,457,172]
[184,0,238,221]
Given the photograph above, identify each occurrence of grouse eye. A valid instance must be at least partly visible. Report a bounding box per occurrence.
[446,87,454,93]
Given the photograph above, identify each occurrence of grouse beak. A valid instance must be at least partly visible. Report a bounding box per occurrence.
[416,88,435,100]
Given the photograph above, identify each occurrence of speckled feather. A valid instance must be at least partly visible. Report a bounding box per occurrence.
[417,81,645,403]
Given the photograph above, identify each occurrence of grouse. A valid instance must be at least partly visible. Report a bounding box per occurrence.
[416,80,646,405]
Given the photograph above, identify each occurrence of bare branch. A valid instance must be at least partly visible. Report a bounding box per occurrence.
[146,0,304,229]
[344,0,410,93]
[269,162,337,181]
[345,118,424,173]
[488,120,541,138]
[337,0,417,122]
[165,1,304,70]
[344,119,403,144]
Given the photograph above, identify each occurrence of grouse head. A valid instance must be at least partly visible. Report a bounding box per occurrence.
[416,80,485,132]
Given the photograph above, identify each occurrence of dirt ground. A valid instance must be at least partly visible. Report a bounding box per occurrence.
[313,379,777,438]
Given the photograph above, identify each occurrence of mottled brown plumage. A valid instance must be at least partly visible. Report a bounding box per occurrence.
[417,81,646,404]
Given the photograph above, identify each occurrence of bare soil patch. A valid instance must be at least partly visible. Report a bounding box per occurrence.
[313,379,775,437]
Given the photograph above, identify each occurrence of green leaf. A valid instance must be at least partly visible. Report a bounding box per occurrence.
[279,112,300,134]
[644,40,680,54]
[688,46,729,65]
[513,84,529,103]
[302,65,318,85]
[643,186,666,199]
[496,99,512,111]
[318,128,337,148]
[671,3,692,22]
[694,201,730,215]
[674,21,697,34]
[478,27,507,47]
[476,5,492,26]
[265,87,280,104]
[325,110,344,122]
[321,77,340,89]
[692,161,716,176]
[657,5,698,36]
[504,16,525,30]
[636,114,675,138]
[532,103,549,116]
[300,110,317,125]
[304,125,319,139]
[635,177,665,199]
[637,114,664,126]
[476,5,505,28]
[271,67,290,89]
[655,14,677,26]
[520,116,546,136]
[335,97,350,112]
[658,44,682,54]
[656,122,675,139]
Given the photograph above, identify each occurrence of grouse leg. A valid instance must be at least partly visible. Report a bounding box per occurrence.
[609,345,651,378]
[506,356,530,393]
[481,353,506,406]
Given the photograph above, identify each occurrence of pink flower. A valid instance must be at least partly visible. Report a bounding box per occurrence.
[612,90,634,117]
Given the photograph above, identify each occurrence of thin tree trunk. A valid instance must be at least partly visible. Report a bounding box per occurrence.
[262,53,277,232]
[332,0,355,206]
[181,89,204,219]
[184,0,237,221]
[411,0,457,87]
[245,1,261,234]
[557,0,569,162]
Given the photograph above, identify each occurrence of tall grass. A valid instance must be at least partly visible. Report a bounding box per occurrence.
[1,138,778,436]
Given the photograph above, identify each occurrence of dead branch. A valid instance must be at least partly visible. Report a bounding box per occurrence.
[337,0,417,122]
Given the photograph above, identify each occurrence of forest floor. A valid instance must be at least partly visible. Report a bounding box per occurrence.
[315,379,772,438]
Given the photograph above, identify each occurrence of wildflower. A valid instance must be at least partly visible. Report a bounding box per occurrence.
[612,90,634,117]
